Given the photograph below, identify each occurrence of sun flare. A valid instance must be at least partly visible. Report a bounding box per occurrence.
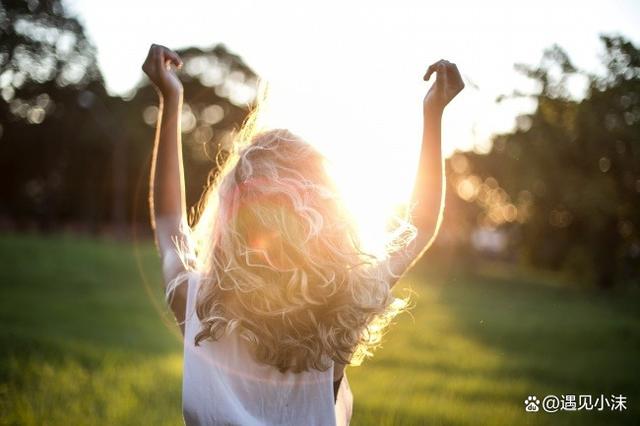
[251,82,422,257]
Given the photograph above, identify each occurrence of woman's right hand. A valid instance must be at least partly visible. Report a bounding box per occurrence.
[422,59,464,116]
[142,44,184,99]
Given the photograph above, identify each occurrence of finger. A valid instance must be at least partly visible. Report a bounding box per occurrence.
[448,62,465,91]
[162,47,183,68]
[446,62,459,80]
[424,59,447,81]
[436,62,448,95]
[423,64,436,81]
[155,46,165,72]
[424,59,444,81]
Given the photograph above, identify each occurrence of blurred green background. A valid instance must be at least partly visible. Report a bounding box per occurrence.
[1,1,639,425]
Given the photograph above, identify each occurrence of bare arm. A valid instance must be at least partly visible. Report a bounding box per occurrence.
[142,44,189,333]
[385,60,464,285]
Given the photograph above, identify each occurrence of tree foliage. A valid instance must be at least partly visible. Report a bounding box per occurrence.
[0,0,256,233]
[446,35,640,288]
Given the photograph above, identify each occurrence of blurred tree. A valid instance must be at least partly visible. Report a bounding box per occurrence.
[0,0,102,92]
[0,0,257,235]
[447,35,640,288]
[0,0,108,231]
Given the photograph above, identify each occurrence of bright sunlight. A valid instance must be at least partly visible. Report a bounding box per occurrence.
[255,82,421,256]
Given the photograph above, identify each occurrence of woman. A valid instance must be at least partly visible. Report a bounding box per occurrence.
[142,43,463,425]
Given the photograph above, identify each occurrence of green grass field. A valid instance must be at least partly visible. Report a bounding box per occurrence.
[0,234,638,425]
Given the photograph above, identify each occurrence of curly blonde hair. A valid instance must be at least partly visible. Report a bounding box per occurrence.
[177,110,412,373]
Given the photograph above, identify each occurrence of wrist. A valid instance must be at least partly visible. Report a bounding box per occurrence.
[423,104,444,121]
[159,89,183,105]
[424,99,444,113]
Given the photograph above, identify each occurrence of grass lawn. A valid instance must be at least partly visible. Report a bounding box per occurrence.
[0,234,638,425]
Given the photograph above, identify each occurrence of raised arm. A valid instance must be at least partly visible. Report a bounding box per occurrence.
[385,59,464,285]
[142,44,189,332]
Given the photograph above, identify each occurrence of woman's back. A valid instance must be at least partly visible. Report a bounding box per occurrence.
[182,272,350,425]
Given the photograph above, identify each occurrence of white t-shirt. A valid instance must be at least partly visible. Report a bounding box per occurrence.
[181,272,353,425]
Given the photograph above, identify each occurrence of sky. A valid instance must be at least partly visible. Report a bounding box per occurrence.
[63,0,640,250]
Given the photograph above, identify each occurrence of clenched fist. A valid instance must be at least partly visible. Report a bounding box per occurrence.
[142,44,184,99]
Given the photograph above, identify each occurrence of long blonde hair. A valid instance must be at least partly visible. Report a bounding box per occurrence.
[174,99,412,373]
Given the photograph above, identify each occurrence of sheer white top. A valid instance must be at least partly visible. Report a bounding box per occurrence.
[180,272,353,426]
